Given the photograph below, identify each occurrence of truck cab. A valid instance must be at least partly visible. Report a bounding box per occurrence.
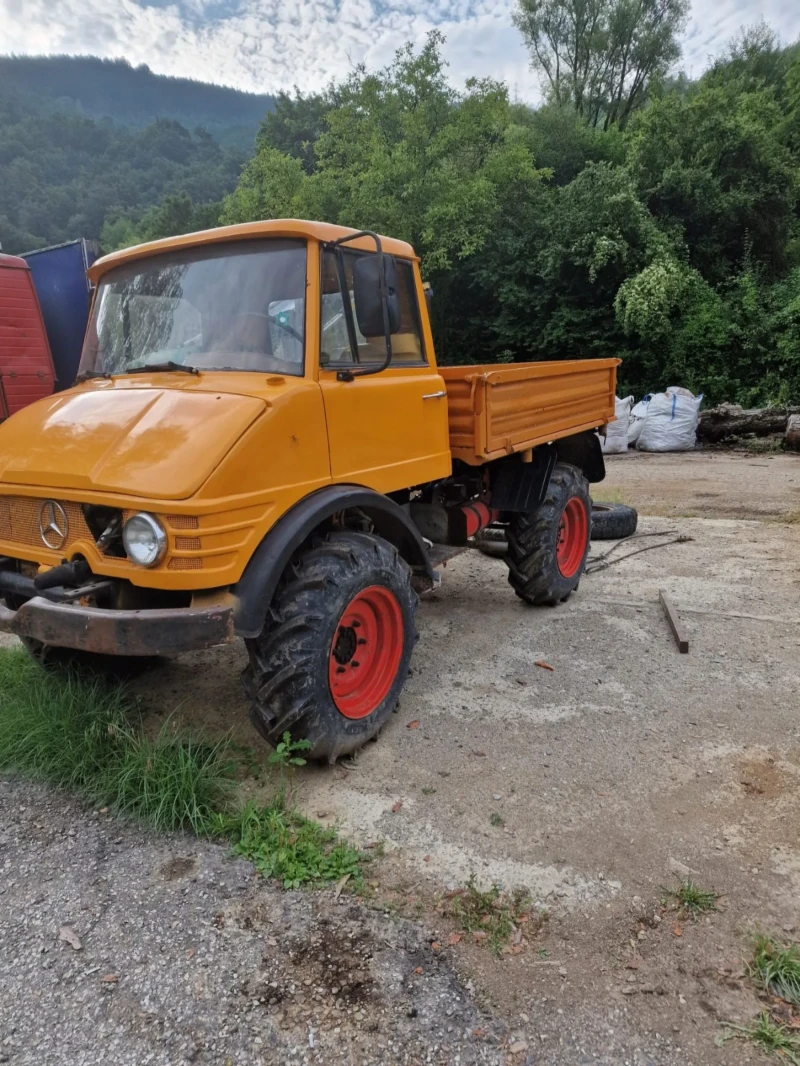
[0,219,617,761]
[0,253,56,422]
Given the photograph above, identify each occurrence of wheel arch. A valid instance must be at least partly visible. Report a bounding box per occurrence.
[231,485,434,638]
[555,430,606,484]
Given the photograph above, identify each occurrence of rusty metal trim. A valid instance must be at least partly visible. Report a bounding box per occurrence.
[7,597,234,656]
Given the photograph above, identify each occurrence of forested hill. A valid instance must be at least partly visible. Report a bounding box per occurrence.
[0,56,280,255]
[0,55,274,149]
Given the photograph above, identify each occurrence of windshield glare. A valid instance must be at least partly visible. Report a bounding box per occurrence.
[80,239,307,378]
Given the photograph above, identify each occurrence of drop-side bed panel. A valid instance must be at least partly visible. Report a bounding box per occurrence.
[439,359,619,464]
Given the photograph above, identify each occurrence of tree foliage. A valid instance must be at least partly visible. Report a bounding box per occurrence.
[219,31,800,402]
[513,0,689,128]
[0,88,240,254]
[6,29,800,405]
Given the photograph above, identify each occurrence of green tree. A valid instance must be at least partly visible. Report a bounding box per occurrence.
[626,74,798,282]
[258,90,331,173]
[513,0,689,128]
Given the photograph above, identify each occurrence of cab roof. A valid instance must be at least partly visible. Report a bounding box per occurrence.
[88,219,418,283]
[0,253,30,271]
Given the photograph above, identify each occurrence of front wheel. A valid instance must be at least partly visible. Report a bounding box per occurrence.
[243,531,417,763]
[505,462,591,605]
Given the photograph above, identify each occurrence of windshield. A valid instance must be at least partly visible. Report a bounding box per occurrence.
[79,239,307,377]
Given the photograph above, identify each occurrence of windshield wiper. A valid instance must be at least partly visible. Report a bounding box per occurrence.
[127,361,200,376]
[75,369,112,383]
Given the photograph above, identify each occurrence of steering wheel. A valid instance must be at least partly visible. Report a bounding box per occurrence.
[233,311,303,374]
[269,313,304,345]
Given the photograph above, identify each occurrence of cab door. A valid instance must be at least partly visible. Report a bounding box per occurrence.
[318,247,451,493]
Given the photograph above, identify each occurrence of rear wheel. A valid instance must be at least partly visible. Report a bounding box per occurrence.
[243,531,417,763]
[505,463,591,605]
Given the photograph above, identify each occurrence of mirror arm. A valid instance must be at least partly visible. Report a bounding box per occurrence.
[330,231,393,382]
[334,247,361,378]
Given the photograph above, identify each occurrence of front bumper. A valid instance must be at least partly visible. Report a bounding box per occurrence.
[0,596,234,657]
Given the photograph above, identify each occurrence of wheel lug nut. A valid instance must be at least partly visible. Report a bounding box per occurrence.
[351,660,360,668]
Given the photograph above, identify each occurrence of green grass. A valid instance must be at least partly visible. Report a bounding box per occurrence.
[0,648,362,888]
[0,650,234,831]
[667,878,720,919]
[489,812,504,827]
[446,875,533,956]
[750,935,800,1007]
[720,1012,800,1065]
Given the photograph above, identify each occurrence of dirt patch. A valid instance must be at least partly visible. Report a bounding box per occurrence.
[158,855,197,880]
[736,757,792,801]
[601,449,800,521]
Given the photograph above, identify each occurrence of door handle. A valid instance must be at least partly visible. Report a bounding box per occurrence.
[422,390,447,400]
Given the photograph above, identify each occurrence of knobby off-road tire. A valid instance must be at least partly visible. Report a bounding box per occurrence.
[590,501,638,540]
[18,635,158,681]
[473,526,509,558]
[505,462,591,606]
[243,531,418,763]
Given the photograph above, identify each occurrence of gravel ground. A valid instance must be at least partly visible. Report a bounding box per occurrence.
[0,780,508,1066]
[3,450,800,1065]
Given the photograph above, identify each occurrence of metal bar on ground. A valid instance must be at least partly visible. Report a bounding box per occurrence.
[659,589,689,654]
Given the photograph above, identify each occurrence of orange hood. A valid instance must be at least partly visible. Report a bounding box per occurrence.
[0,385,266,500]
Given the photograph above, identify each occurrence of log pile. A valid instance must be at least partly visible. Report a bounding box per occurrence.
[697,403,800,444]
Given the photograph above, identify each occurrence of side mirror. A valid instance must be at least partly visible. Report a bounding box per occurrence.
[352,253,400,337]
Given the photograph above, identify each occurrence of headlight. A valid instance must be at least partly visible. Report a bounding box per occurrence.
[122,513,167,568]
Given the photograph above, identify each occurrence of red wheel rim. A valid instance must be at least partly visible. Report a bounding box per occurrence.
[556,497,589,578]
[329,585,404,720]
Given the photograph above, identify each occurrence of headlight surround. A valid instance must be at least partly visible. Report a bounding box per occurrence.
[122,513,167,568]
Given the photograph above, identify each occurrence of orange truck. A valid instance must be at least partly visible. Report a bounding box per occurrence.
[0,220,618,760]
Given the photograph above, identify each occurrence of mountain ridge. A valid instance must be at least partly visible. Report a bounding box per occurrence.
[0,54,275,149]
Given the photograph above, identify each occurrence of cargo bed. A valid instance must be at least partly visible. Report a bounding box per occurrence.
[440,358,619,464]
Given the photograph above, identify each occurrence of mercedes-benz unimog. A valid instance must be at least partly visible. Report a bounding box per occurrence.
[0,220,619,760]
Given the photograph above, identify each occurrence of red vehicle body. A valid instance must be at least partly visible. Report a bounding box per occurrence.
[0,253,56,422]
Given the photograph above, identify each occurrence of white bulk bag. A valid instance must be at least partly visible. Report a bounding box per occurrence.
[636,390,702,452]
[627,396,650,445]
[602,395,634,453]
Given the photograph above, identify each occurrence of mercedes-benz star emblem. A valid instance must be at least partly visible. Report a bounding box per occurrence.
[38,501,69,550]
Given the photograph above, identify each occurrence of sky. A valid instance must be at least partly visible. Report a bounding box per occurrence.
[1,0,798,100]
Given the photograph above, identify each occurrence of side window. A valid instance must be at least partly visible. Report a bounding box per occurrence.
[320,249,426,367]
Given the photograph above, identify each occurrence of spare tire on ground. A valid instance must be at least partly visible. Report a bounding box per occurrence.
[589,501,638,540]
[472,526,509,557]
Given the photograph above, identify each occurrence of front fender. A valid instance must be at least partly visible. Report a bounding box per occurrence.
[231,484,434,638]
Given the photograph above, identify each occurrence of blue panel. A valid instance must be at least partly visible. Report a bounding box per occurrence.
[22,240,99,391]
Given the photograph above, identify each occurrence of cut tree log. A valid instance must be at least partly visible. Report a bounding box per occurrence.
[787,414,800,452]
[697,404,800,444]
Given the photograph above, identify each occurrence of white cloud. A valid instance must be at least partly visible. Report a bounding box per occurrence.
[0,0,798,99]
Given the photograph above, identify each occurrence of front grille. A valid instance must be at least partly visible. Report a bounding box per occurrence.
[166,515,200,530]
[2,498,218,574]
[174,536,202,551]
[0,496,93,553]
